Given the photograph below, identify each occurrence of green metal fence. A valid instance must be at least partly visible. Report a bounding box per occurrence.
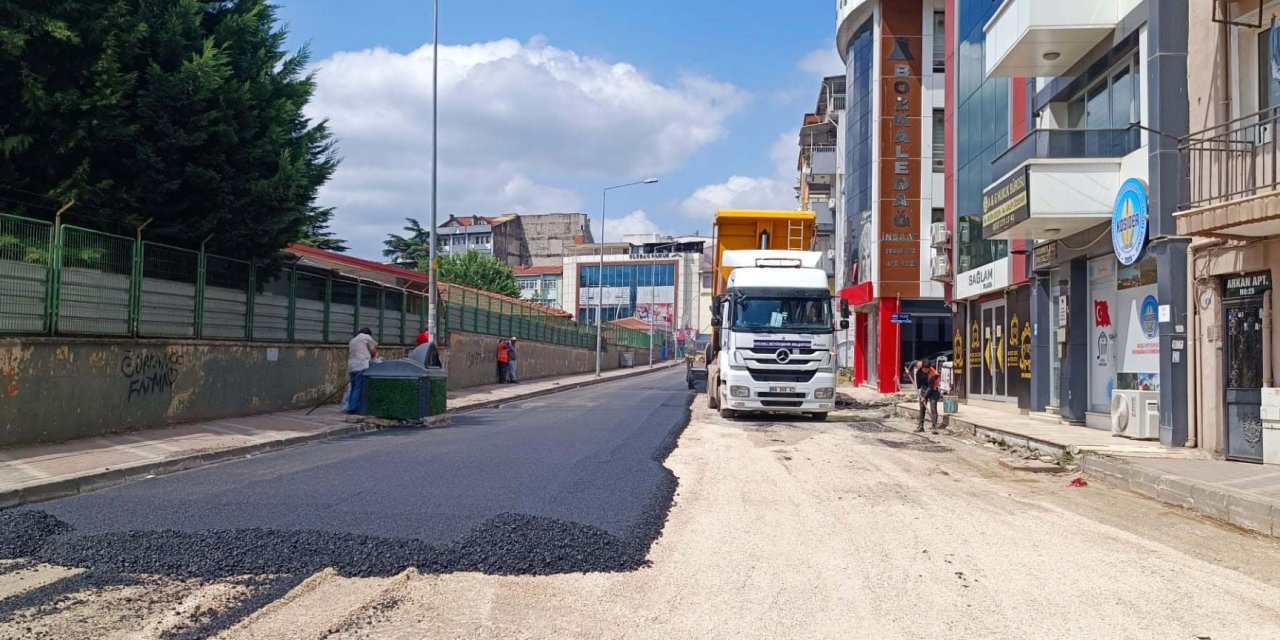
[0,212,651,351]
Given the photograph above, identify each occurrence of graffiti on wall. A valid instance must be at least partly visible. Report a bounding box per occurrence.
[121,350,186,402]
[0,348,22,398]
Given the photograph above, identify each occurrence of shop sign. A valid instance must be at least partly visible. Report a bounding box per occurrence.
[952,327,964,377]
[1008,312,1033,380]
[954,257,1012,300]
[1111,178,1150,266]
[1225,271,1273,299]
[982,167,1031,238]
[1032,242,1058,271]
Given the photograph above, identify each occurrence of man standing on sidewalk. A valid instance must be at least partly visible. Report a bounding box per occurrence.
[346,328,378,414]
[506,337,519,384]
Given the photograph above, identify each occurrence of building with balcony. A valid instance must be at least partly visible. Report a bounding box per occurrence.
[514,266,562,310]
[798,75,846,290]
[1177,0,1280,463]
[435,212,594,270]
[836,0,951,392]
[945,0,1189,443]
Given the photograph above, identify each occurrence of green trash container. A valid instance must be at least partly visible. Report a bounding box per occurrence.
[359,360,431,421]
[423,367,448,416]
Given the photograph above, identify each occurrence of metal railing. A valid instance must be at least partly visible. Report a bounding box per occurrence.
[1181,105,1280,210]
[991,127,1142,182]
[0,213,651,350]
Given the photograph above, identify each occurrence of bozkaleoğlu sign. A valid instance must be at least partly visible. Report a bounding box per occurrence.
[1112,178,1149,266]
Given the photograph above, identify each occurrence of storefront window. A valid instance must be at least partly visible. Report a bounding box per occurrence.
[1115,255,1160,391]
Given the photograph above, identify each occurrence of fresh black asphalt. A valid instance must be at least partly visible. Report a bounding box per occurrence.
[0,368,693,638]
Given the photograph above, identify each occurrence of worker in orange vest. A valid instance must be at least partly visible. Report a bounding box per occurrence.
[496,339,511,384]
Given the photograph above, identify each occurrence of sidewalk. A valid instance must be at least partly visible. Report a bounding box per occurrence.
[885,397,1280,538]
[0,362,680,508]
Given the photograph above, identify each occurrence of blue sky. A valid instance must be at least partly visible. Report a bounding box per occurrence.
[275,0,843,257]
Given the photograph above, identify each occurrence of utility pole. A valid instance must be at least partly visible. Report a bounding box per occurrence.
[427,0,440,337]
[594,178,658,376]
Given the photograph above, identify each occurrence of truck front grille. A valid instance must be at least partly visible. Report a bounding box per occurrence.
[761,400,804,408]
[747,369,817,383]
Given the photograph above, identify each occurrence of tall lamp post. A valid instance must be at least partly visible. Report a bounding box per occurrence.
[426,0,441,337]
[595,178,659,376]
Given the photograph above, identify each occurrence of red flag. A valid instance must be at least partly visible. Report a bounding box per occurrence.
[1094,300,1111,327]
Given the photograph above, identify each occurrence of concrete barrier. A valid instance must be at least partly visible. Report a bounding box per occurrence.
[0,332,661,447]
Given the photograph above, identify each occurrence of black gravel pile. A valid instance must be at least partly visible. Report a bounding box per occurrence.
[0,511,71,557]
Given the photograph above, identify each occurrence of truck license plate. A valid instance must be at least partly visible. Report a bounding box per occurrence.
[769,386,796,393]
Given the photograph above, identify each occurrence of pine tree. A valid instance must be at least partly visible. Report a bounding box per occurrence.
[0,0,340,260]
[383,218,432,268]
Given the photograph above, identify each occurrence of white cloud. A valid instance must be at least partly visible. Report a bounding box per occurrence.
[592,209,666,243]
[798,48,844,79]
[307,38,748,256]
[680,132,799,219]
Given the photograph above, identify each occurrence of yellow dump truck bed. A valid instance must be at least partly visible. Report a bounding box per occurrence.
[712,209,817,298]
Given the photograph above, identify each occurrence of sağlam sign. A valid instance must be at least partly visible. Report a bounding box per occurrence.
[982,167,1031,238]
[1112,178,1150,266]
[954,257,1012,300]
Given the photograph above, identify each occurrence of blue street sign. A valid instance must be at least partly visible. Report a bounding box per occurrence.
[891,313,913,324]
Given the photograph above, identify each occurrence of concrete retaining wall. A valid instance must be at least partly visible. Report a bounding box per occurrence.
[439,331,648,390]
[0,332,654,447]
[0,338,409,447]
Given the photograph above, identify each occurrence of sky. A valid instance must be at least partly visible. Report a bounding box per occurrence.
[274,0,845,258]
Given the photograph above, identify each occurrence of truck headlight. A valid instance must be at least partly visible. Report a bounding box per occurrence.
[814,387,835,400]
[730,385,750,398]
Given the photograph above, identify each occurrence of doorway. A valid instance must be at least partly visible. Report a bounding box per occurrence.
[1224,297,1265,463]
[977,301,1008,400]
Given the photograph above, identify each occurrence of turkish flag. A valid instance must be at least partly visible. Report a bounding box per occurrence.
[1094,300,1111,327]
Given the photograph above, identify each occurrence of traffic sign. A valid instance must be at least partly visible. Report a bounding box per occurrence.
[890,313,913,325]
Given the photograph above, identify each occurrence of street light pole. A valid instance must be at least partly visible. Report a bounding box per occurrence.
[594,178,659,376]
[427,0,440,337]
[648,238,678,367]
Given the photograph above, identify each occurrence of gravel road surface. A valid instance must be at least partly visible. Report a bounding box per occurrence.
[5,385,1280,639]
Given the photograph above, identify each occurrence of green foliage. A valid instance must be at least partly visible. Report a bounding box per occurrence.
[383,218,431,269]
[438,250,520,298]
[295,206,348,252]
[0,0,339,261]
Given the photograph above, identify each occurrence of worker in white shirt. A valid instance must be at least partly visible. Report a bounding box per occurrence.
[345,327,379,413]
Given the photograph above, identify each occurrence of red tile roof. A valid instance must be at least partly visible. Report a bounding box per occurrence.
[514,265,563,276]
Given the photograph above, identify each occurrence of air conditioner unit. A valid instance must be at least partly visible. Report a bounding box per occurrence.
[930,222,950,248]
[931,253,951,280]
[1111,390,1160,440]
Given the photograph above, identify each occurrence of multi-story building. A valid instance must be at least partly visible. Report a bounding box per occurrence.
[942,0,1189,445]
[560,237,706,347]
[435,213,594,270]
[514,266,563,310]
[798,75,846,289]
[1179,0,1277,462]
[435,214,526,265]
[836,0,951,392]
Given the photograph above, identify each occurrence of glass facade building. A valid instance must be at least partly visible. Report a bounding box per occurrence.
[576,263,677,324]
[955,0,1009,273]
[843,20,874,284]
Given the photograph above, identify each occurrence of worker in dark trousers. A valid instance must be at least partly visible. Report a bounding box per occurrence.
[915,360,942,434]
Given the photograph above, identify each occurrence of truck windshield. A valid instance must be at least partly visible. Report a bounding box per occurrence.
[732,297,831,332]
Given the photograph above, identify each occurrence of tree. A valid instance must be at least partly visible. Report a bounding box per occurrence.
[294,206,348,252]
[383,218,431,268]
[0,0,338,261]
[438,250,520,298]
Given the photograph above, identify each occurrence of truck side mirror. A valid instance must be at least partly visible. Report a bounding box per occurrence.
[840,319,850,330]
[839,298,851,319]
[710,313,722,329]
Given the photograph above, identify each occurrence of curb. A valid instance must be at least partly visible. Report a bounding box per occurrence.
[893,402,1073,460]
[1078,454,1280,538]
[0,363,680,509]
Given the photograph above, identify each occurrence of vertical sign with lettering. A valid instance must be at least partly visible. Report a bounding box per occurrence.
[878,2,923,299]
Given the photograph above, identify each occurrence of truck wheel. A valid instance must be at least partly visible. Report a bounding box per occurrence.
[708,382,720,409]
[808,412,828,421]
[719,405,736,419]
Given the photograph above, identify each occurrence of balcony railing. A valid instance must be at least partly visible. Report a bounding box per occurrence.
[1181,105,1280,210]
[991,127,1142,181]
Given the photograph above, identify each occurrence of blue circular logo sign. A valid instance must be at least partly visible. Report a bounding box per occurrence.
[1140,295,1159,339]
[1112,178,1149,266]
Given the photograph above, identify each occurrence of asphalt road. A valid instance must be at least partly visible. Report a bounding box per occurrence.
[0,368,693,637]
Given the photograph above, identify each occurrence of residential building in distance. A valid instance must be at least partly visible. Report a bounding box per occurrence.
[435,214,527,266]
[836,0,951,393]
[798,74,845,290]
[514,265,563,310]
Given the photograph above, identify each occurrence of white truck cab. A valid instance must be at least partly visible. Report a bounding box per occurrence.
[708,251,850,420]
